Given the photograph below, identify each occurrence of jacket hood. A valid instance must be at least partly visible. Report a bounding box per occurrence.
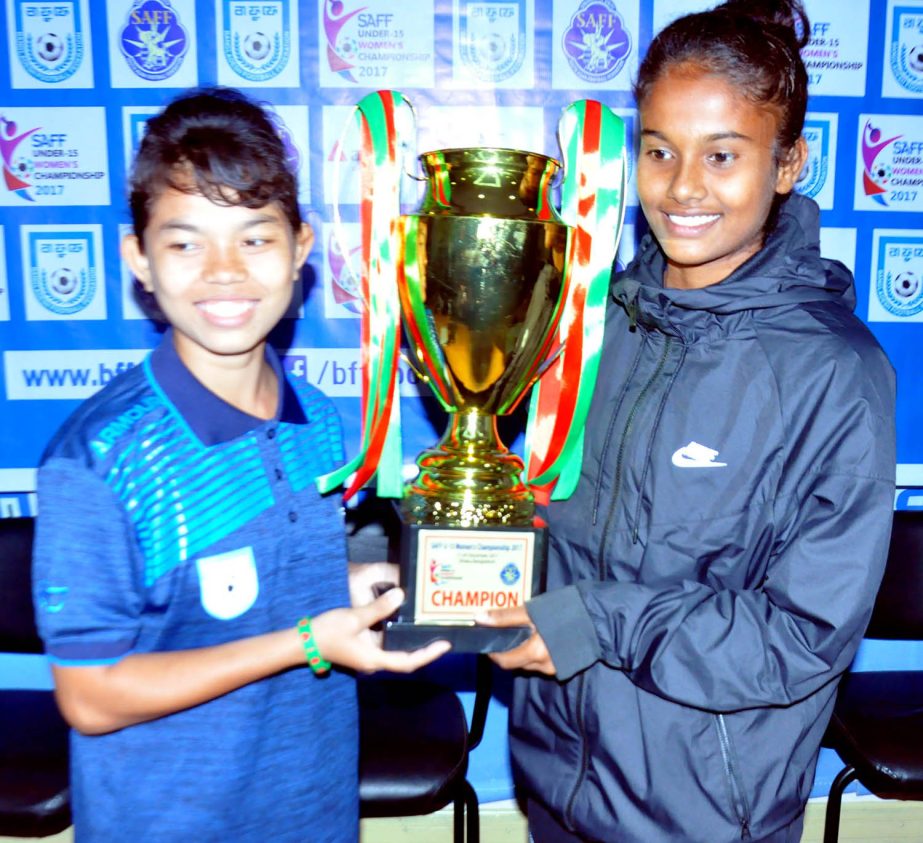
[613,194,856,333]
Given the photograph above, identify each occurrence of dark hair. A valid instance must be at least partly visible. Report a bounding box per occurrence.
[634,0,810,161]
[128,86,301,243]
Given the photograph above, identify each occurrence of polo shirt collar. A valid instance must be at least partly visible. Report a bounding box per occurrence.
[149,328,307,446]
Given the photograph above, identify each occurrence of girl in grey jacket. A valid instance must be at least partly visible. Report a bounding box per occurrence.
[480,2,897,841]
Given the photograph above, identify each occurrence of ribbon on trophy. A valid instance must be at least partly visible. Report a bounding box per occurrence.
[316,90,411,500]
[524,100,627,501]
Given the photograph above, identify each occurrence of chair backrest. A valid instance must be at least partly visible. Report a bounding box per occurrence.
[0,517,42,654]
[865,509,923,640]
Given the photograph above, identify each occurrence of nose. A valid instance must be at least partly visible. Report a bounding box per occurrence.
[203,245,245,283]
[668,157,707,204]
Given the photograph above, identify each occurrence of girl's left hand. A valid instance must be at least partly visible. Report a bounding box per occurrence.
[476,606,557,676]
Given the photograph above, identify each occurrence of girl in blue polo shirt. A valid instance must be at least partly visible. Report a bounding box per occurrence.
[31,87,449,843]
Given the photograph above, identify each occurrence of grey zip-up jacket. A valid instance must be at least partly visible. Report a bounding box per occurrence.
[512,194,896,842]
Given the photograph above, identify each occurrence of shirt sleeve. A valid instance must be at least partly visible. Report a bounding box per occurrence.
[33,458,143,664]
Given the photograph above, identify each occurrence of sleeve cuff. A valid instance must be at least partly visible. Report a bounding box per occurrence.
[527,584,601,680]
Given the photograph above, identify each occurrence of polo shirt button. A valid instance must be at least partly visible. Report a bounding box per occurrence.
[267,428,276,439]
[275,468,284,480]
[289,511,298,522]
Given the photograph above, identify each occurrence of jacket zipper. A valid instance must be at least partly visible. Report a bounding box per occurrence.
[595,336,672,580]
[716,714,752,839]
[562,337,674,827]
[563,672,588,830]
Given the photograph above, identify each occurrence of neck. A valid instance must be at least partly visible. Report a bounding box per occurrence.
[174,336,279,420]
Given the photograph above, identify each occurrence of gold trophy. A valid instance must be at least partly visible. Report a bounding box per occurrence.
[386,147,566,652]
[322,92,626,652]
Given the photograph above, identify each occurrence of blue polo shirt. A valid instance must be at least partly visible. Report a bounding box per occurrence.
[32,332,358,843]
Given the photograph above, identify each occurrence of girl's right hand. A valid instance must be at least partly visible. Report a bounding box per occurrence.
[309,588,451,674]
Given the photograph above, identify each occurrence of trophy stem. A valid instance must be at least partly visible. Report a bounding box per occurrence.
[400,409,534,527]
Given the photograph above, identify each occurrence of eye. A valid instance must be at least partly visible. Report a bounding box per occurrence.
[709,151,737,166]
[644,147,673,162]
[167,240,198,253]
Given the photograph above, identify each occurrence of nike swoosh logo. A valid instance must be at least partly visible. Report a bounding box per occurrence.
[671,441,727,468]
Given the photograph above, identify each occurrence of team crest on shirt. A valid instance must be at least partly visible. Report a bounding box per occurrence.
[196,547,260,620]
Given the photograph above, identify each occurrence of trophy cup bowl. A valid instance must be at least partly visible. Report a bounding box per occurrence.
[385,147,569,652]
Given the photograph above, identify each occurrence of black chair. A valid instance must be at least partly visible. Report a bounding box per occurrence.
[822,509,923,843]
[0,516,71,837]
[358,654,491,843]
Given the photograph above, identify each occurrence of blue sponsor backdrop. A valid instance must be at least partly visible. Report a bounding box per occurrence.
[0,0,921,805]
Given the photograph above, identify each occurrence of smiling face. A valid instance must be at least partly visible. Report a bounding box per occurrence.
[637,65,806,289]
[122,186,312,380]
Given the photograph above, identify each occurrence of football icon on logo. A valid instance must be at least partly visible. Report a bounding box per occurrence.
[35,32,64,63]
[894,271,920,300]
[243,32,271,61]
[909,44,923,74]
[51,268,77,296]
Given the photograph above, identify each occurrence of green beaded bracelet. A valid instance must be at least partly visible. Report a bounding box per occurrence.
[297,617,332,675]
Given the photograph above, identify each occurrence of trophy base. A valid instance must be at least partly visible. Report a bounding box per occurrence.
[382,620,531,653]
[385,519,546,655]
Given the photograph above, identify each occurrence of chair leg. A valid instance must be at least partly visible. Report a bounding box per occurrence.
[454,790,465,843]
[462,779,479,843]
[454,780,480,843]
[823,765,858,843]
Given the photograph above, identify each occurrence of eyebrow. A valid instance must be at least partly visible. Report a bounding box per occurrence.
[155,214,283,235]
[641,129,753,143]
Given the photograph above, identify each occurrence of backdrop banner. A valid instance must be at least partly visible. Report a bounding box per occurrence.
[1,0,921,802]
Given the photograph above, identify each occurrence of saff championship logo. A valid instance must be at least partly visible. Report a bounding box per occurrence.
[323,0,363,83]
[888,3,923,94]
[457,0,527,83]
[119,0,189,81]
[1,114,38,201]
[872,231,923,321]
[326,227,362,316]
[12,0,85,83]
[222,0,290,82]
[561,0,631,83]
[861,120,902,206]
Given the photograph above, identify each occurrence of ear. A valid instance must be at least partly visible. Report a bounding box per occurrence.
[775,136,809,196]
[291,223,314,280]
[121,233,153,292]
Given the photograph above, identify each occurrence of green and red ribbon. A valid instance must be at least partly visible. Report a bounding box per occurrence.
[525,100,627,502]
[316,90,410,500]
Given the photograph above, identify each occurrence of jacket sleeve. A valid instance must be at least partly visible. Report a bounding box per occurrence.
[529,362,896,711]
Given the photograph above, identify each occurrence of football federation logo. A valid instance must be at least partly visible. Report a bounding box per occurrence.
[561,0,632,83]
[861,121,902,207]
[875,235,923,319]
[0,116,39,201]
[458,0,527,83]
[797,120,830,200]
[13,0,85,83]
[889,7,923,94]
[223,0,290,82]
[28,233,97,316]
[119,0,189,81]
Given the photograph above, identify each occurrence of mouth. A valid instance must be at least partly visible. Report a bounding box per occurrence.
[664,212,720,232]
[196,299,257,325]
